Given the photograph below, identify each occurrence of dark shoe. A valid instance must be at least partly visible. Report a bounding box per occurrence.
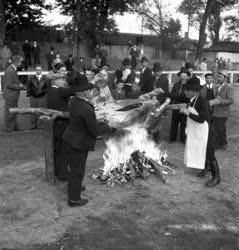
[205,160,221,187]
[197,160,210,178]
[81,185,86,191]
[68,198,88,207]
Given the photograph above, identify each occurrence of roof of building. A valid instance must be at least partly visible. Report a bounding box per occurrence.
[204,42,239,53]
[176,39,198,51]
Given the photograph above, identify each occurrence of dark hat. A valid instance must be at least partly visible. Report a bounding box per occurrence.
[177,67,190,76]
[185,76,201,91]
[218,69,228,78]
[72,73,94,92]
[185,62,194,70]
[152,62,162,72]
[204,72,213,78]
[122,58,131,66]
[141,56,149,63]
[100,62,110,68]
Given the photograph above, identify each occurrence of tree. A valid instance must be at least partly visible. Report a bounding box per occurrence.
[135,0,180,57]
[56,0,143,50]
[0,0,51,42]
[224,15,239,40]
[178,0,204,35]
[196,0,217,59]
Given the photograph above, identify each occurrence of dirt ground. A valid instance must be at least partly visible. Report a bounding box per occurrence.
[0,86,239,249]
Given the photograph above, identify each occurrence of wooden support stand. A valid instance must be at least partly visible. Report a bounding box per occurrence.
[10,103,186,183]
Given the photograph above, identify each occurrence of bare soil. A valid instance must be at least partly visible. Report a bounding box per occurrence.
[0,86,239,249]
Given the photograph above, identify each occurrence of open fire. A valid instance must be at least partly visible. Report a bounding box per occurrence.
[97,125,175,186]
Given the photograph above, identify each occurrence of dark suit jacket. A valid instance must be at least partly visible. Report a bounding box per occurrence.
[27,75,48,98]
[139,67,153,94]
[152,75,169,103]
[200,84,218,99]
[3,65,22,100]
[170,80,187,104]
[63,97,97,151]
[213,83,233,118]
[47,86,75,111]
[32,45,41,57]
[22,43,31,55]
[167,93,210,124]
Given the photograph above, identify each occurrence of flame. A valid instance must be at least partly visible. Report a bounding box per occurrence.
[102,124,167,176]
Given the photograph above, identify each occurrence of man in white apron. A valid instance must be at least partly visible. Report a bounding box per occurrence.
[180,77,220,187]
[158,76,221,187]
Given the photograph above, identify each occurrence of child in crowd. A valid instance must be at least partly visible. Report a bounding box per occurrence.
[127,82,142,99]
[111,80,126,100]
[92,78,113,104]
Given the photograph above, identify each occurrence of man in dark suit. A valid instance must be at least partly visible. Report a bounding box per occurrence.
[3,55,26,132]
[47,63,75,181]
[27,65,48,129]
[46,47,55,70]
[152,62,169,104]
[168,67,189,143]
[32,41,41,67]
[210,70,233,150]
[139,56,153,94]
[22,40,31,68]
[63,76,110,207]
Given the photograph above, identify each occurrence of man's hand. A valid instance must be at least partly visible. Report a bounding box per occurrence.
[19,83,26,90]
[180,107,189,116]
[209,98,221,106]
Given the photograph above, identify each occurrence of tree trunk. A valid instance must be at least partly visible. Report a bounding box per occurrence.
[0,0,5,43]
[196,0,217,60]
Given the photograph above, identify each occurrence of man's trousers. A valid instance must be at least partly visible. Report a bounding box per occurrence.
[212,117,228,147]
[66,144,89,201]
[30,95,47,128]
[169,110,187,142]
[4,98,19,132]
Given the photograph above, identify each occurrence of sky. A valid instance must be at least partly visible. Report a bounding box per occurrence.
[43,0,197,39]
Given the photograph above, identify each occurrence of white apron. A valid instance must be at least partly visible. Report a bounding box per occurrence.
[184,101,209,169]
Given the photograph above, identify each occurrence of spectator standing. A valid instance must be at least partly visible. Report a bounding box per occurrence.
[91,54,101,73]
[65,54,75,72]
[27,65,48,129]
[46,47,55,70]
[139,44,145,62]
[77,57,85,72]
[218,57,226,70]
[168,67,190,143]
[200,58,208,72]
[100,45,108,65]
[139,56,153,94]
[210,70,234,150]
[94,44,101,57]
[52,53,63,70]
[10,41,19,56]
[3,55,26,132]
[226,59,233,71]
[32,41,41,67]
[130,44,139,70]
[22,40,32,69]
[47,63,75,181]
[152,62,169,104]
[0,44,12,70]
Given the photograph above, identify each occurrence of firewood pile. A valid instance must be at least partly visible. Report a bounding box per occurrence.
[95,150,176,187]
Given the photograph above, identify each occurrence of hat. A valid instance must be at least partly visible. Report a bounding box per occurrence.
[185,62,194,70]
[177,67,190,76]
[100,62,110,68]
[219,70,228,78]
[204,72,213,78]
[152,62,162,72]
[141,56,149,63]
[72,73,94,92]
[185,76,201,91]
[122,58,131,66]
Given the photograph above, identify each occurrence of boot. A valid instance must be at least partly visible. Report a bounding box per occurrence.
[205,160,221,187]
[197,160,210,178]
